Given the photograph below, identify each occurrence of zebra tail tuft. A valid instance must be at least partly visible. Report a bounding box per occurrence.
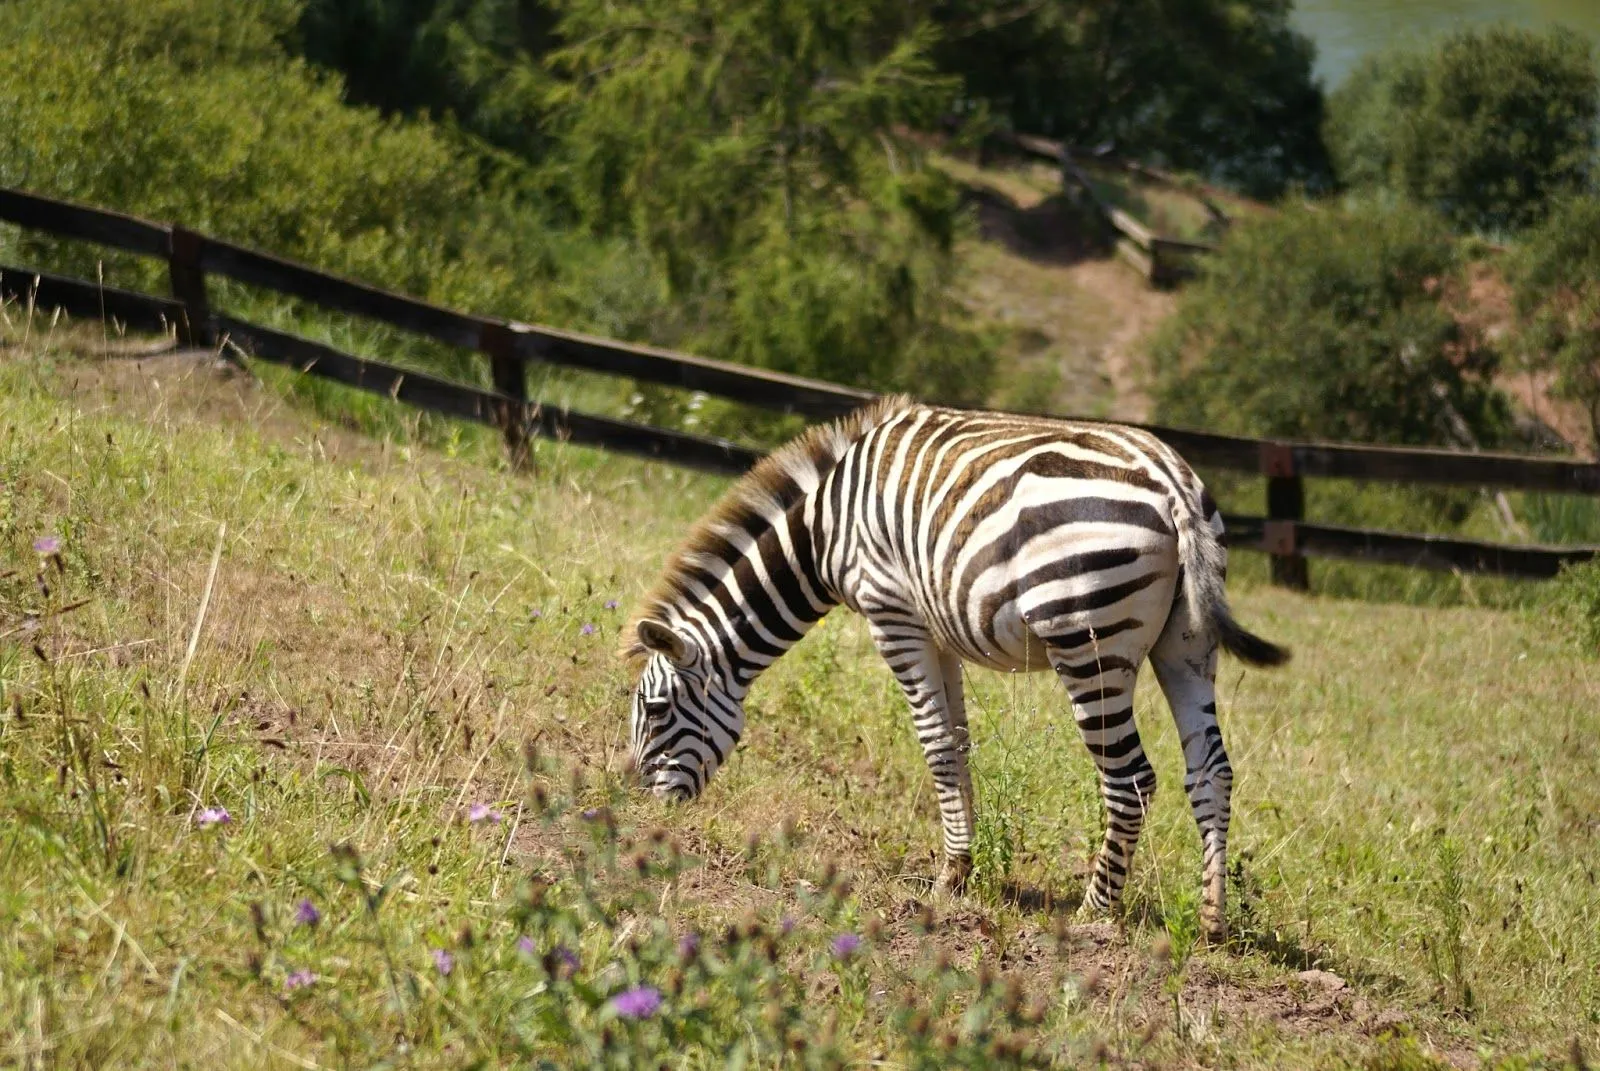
[1175,493,1291,669]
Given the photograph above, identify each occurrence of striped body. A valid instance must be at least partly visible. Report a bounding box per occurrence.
[626,397,1287,939]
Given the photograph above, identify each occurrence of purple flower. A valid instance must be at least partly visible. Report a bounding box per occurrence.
[467,802,502,825]
[831,933,862,959]
[580,623,597,636]
[517,935,536,956]
[780,916,796,936]
[529,608,543,620]
[551,946,579,976]
[581,808,603,821]
[604,599,620,610]
[610,985,663,1019]
[677,933,699,959]
[284,969,316,991]
[32,536,61,556]
[195,807,231,829]
[433,948,454,977]
[294,899,321,927]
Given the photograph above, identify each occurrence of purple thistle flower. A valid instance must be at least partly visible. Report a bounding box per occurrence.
[517,935,536,956]
[580,808,602,821]
[604,599,620,610]
[195,807,231,829]
[831,933,862,959]
[529,608,543,620]
[32,535,61,556]
[284,968,316,991]
[610,985,663,1019]
[580,623,597,636]
[294,899,321,927]
[677,933,699,959]
[433,948,454,977]
[780,916,796,936]
[552,945,579,975]
[467,802,502,825]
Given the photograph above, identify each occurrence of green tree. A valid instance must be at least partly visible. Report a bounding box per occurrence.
[295,0,559,160]
[541,0,992,401]
[928,0,1329,198]
[1151,199,1509,449]
[1513,196,1600,452]
[1325,25,1598,235]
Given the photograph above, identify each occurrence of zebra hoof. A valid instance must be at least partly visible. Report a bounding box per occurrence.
[1200,918,1229,948]
[934,856,971,897]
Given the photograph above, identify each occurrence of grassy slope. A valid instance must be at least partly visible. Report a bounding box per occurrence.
[2,335,1598,1069]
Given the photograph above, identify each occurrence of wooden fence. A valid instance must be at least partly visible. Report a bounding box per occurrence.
[988,131,1220,288]
[2,184,1597,590]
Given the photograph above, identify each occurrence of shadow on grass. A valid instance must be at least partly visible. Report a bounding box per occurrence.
[959,186,1113,267]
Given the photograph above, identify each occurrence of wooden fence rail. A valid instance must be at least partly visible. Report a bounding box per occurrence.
[3,184,1597,587]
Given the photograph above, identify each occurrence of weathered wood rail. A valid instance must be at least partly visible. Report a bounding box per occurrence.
[3,184,1596,588]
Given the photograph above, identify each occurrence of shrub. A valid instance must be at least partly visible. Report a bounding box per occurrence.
[1150,199,1510,449]
[1325,25,1599,235]
[1548,558,1600,656]
[1511,195,1600,454]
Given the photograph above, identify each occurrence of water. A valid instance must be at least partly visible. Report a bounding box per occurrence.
[1292,0,1600,86]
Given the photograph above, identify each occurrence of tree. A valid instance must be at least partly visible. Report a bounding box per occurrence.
[1151,199,1509,449]
[1325,25,1598,235]
[926,0,1330,197]
[1513,196,1600,453]
[540,0,993,401]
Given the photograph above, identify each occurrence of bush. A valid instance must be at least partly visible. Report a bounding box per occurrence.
[1150,199,1510,448]
[1548,558,1600,656]
[1511,195,1600,453]
[541,0,994,404]
[1325,25,1598,235]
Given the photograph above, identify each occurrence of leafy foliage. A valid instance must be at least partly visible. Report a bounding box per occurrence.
[542,0,993,401]
[1325,25,1599,235]
[927,0,1330,197]
[1511,195,1600,452]
[1151,199,1510,448]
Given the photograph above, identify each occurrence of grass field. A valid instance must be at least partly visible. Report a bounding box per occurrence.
[2,333,1598,1069]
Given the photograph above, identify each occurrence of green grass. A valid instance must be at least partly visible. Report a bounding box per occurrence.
[2,333,1598,1068]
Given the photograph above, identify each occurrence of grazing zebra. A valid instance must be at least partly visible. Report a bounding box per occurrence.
[623,396,1287,941]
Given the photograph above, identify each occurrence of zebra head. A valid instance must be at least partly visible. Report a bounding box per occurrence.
[628,619,743,801]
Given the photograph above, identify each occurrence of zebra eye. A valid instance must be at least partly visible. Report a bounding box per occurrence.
[642,697,671,722]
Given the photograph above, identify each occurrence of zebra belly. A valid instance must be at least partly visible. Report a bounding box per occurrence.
[937,516,1179,674]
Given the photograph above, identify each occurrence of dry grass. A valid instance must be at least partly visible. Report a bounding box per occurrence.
[2,332,1598,1068]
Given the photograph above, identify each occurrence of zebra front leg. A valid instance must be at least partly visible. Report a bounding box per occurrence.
[867,618,974,895]
[1051,659,1155,921]
[1152,631,1231,944]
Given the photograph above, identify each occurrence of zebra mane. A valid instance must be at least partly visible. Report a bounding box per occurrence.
[622,393,916,662]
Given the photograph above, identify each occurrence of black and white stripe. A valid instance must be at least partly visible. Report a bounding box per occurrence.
[625,397,1287,940]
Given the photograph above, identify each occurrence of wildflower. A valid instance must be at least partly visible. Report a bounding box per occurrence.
[517,935,536,956]
[677,933,699,960]
[467,802,502,825]
[609,985,663,1019]
[604,599,620,610]
[32,536,61,556]
[779,916,796,937]
[284,969,316,991]
[529,608,542,620]
[195,807,231,829]
[294,899,321,927]
[831,933,862,960]
[433,948,454,977]
[580,623,597,636]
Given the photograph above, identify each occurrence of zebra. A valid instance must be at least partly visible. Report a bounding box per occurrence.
[623,395,1287,942]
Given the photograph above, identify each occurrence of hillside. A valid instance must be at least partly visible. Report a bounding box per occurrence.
[3,328,1598,1067]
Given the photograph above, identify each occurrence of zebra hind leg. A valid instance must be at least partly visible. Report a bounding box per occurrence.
[1151,608,1230,944]
[1046,653,1154,922]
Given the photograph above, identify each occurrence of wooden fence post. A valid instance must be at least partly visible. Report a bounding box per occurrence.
[1261,442,1308,591]
[167,226,211,347]
[479,321,531,468]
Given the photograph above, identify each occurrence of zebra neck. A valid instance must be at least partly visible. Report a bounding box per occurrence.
[684,508,837,699]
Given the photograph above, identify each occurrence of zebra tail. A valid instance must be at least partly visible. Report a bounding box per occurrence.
[1175,496,1291,668]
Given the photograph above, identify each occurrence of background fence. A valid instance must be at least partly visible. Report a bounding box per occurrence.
[3,184,1597,590]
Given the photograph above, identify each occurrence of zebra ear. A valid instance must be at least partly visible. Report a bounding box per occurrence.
[635,619,696,667]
